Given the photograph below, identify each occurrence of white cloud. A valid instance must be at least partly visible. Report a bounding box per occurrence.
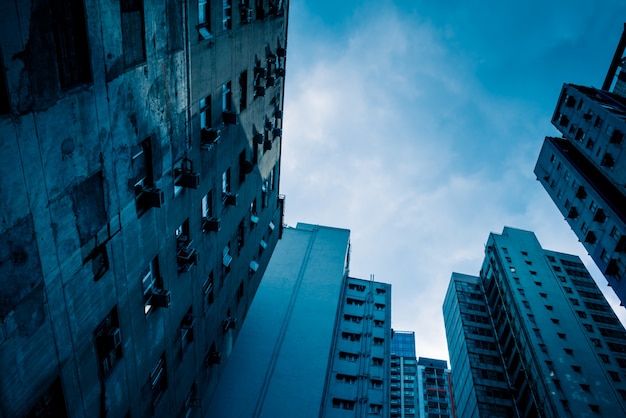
[281,2,626,361]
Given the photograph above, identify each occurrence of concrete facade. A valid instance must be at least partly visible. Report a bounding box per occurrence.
[444,227,626,417]
[206,223,392,417]
[416,358,451,418]
[0,0,288,416]
[534,30,626,304]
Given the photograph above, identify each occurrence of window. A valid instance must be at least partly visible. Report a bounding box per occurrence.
[371,380,383,389]
[545,305,553,311]
[339,351,359,362]
[346,298,364,306]
[51,0,92,90]
[540,292,547,298]
[332,398,355,410]
[222,81,233,113]
[222,0,232,30]
[200,95,211,129]
[94,307,122,378]
[551,318,559,324]
[600,354,610,364]
[142,257,169,315]
[0,51,9,114]
[180,307,195,353]
[133,137,163,213]
[198,0,211,39]
[342,332,361,342]
[372,357,384,366]
[237,281,244,304]
[577,310,587,319]
[239,70,247,111]
[176,219,197,273]
[580,384,590,391]
[374,320,384,328]
[150,353,168,407]
[202,272,214,314]
[558,332,567,340]
[120,0,146,69]
[583,323,593,332]
[591,338,602,348]
[369,404,383,414]
[375,303,386,311]
[237,219,245,254]
[336,374,357,384]
[565,287,573,294]
[25,378,68,417]
[222,243,232,275]
[348,283,366,292]
[609,371,621,382]
[202,189,214,218]
[570,298,580,306]
[564,348,573,355]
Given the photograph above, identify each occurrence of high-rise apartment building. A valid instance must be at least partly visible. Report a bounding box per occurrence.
[207,223,392,417]
[391,331,418,418]
[416,358,452,418]
[444,227,626,417]
[534,27,626,303]
[0,1,288,416]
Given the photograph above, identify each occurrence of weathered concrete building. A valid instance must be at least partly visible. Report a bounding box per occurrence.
[0,0,288,416]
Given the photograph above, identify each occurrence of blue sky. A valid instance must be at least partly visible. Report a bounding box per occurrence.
[280,1,626,361]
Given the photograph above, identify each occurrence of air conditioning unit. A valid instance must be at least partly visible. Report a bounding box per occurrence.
[274,109,283,119]
[263,138,272,151]
[240,6,253,23]
[201,128,221,146]
[206,351,222,366]
[224,192,238,206]
[266,76,275,87]
[141,188,165,208]
[266,53,276,64]
[273,128,282,138]
[107,327,122,350]
[151,289,171,308]
[222,111,237,125]
[277,47,286,57]
[253,133,264,144]
[254,86,266,97]
[254,66,267,78]
[202,217,221,233]
[175,170,200,189]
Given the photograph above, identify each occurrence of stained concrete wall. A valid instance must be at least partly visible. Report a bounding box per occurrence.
[0,0,288,416]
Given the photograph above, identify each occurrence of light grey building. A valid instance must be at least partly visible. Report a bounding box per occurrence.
[416,357,451,418]
[534,26,626,304]
[207,223,392,417]
[444,227,626,417]
[0,1,288,416]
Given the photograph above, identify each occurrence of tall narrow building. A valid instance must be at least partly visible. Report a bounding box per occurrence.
[416,357,452,418]
[207,223,393,417]
[534,26,626,303]
[0,1,288,416]
[390,331,418,418]
[444,227,626,417]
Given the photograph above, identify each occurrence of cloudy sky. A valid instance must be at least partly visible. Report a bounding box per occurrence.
[279,0,626,361]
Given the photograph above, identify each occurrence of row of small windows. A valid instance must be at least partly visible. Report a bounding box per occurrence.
[197,0,284,40]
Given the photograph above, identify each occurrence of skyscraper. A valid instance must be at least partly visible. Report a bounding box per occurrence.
[207,223,392,417]
[534,26,626,303]
[444,227,626,417]
[0,1,288,416]
[390,331,418,418]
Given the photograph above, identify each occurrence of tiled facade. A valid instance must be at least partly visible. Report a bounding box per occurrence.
[444,227,626,417]
[0,1,288,416]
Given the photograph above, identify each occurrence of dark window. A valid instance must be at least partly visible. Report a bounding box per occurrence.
[51,0,92,90]
[203,271,214,314]
[222,0,232,30]
[143,256,169,315]
[94,307,122,378]
[25,377,68,418]
[0,51,10,113]
[150,353,168,407]
[198,0,211,39]
[180,307,195,353]
[237,281,244,303]
[120,0,146,69]
[239,70,248,110]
